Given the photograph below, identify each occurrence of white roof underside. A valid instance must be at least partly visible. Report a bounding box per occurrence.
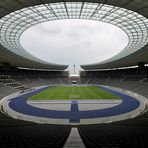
[0,0,148,70]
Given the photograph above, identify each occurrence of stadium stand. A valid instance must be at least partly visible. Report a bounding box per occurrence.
[1,66,148,147]
[0,66,71,147]
[0,112,71,148]
[78,123,148,148]
[0,66,69,90]
[0,0,148,147]
[80,66,148,97]
[79,67,148,147]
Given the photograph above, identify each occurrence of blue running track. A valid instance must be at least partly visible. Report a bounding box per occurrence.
[70,101,80,123]
[9,86,140,121]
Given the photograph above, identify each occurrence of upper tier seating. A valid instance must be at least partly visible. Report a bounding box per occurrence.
[80,66,148,97]
[0,66,69,93]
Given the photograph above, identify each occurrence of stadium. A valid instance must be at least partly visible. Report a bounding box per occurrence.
[0,0,148,147]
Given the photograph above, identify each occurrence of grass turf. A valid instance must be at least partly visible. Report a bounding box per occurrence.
[29,86,120,100]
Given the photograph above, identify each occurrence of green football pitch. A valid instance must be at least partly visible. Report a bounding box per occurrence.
[29,86,120,100]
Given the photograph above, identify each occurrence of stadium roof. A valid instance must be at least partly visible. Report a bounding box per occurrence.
[0,0,148,70]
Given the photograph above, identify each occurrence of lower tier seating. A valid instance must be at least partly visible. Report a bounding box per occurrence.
[78,123,148,148]
[0,113,71,148]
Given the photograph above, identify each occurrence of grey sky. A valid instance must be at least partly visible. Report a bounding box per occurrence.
[20,19,128,74]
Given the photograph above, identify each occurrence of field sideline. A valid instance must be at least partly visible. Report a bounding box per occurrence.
[29,86,120,100]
